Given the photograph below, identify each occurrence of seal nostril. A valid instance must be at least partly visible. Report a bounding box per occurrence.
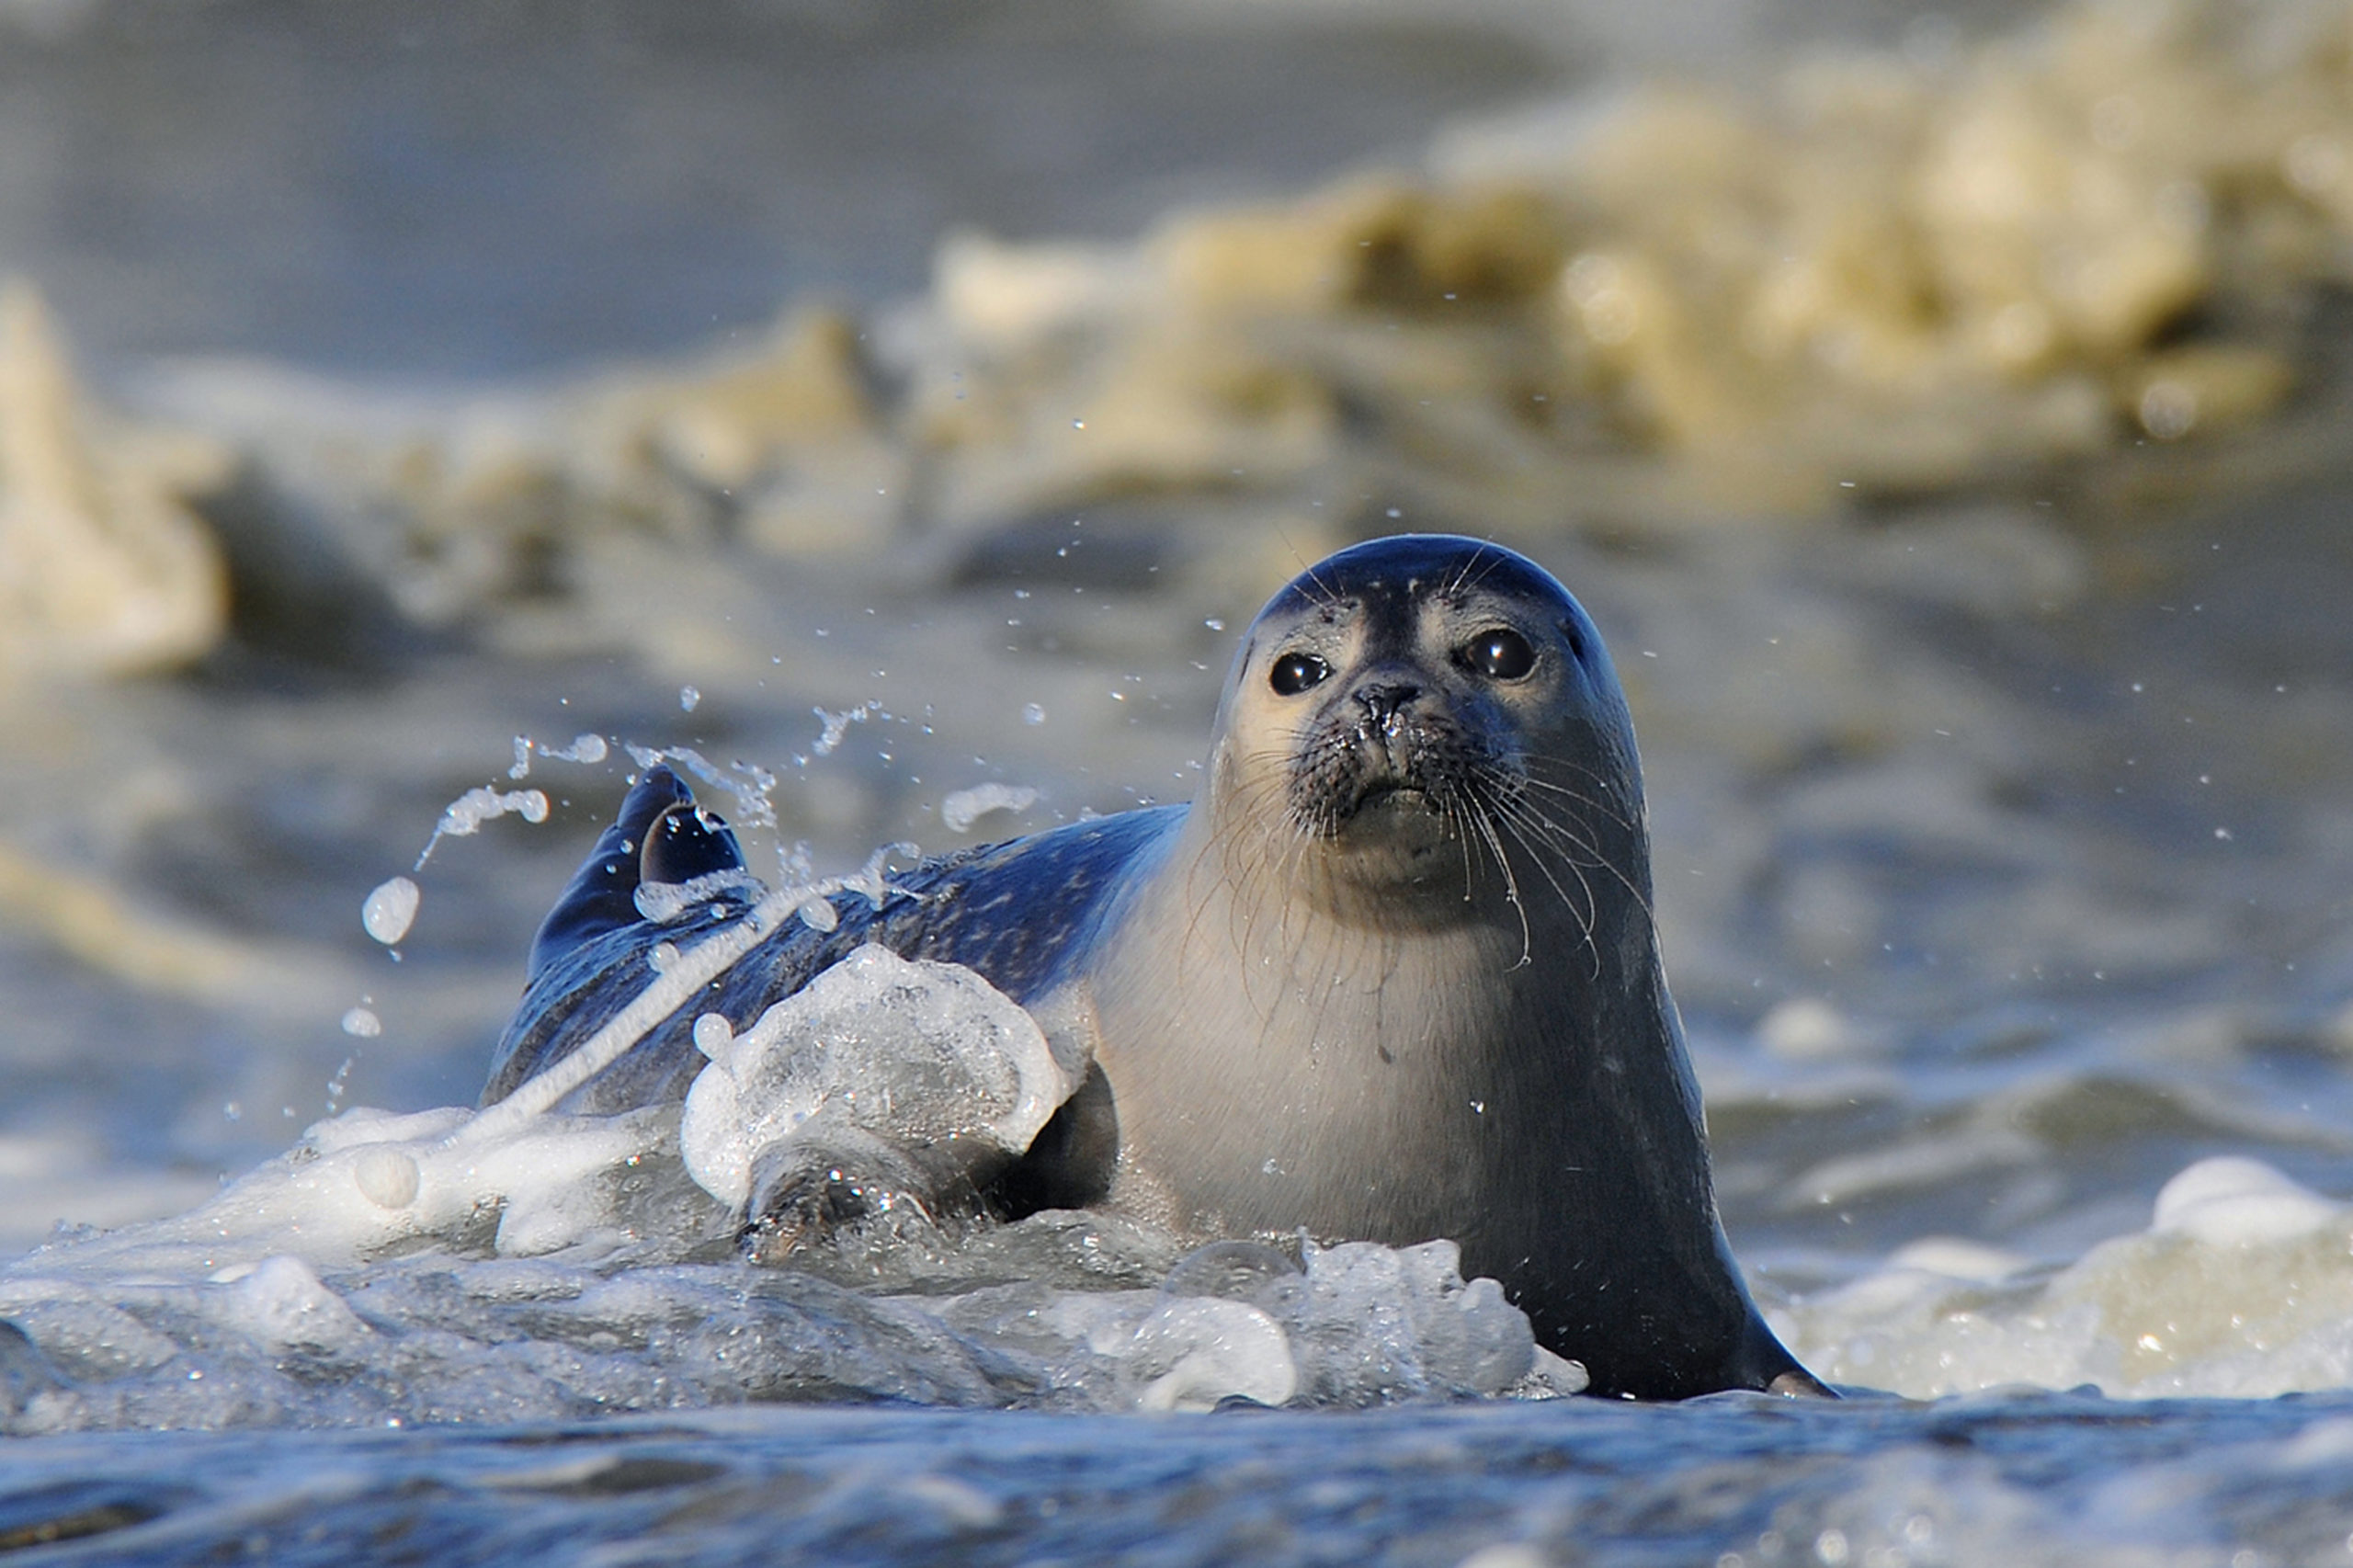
[1357,682,1421,724]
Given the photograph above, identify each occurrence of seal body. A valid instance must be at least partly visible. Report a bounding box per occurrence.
[485,534,1823,1400]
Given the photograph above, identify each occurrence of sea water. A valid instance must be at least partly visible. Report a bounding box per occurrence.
[5,0,2353,1562]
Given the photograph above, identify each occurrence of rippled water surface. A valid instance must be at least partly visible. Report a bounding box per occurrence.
[15,1393,2353,1566]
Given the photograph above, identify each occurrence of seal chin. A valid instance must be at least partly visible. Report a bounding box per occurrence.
[1339,781,1456,842]
[1320,780,1465,888]
[1345,779,1436,819]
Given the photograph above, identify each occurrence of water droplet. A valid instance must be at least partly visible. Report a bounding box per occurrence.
[362,878,420,945]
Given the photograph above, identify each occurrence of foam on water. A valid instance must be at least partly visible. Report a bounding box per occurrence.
[679,946,1079,1210]
[28,688,2353,1445]
[0,1123,1550,1430]
[13,915,2353,1433]
[0,952,1558,1434]
[1785,1156,2353,1399]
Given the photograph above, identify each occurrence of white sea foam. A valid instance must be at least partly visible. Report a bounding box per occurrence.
[940,782,1040,834]
[1785,1156,2353,1399]
[0,1117,1545,1430]
[10,1055,2353,1431]
[1125,1296,1297,1410]
[8,898,2349,1435]
[0,934,1578,1433]
[679,945,1078,1209]
[413,786,550,869]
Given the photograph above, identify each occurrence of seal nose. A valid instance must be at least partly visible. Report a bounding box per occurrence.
[1355,680,1422,730]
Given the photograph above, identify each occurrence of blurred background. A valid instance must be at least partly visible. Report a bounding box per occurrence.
[2,0,2351,1350]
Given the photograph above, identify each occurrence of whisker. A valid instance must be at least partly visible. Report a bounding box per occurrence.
[1447,788,1479,905]
[1517,771,1641,834]
[1490,787,1658,938]
[1459,789,1533,968]
[1514,772,1636,821]
[1486,802,1602,979]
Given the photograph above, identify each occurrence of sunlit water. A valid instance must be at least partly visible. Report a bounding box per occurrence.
[6,1,2353,1562]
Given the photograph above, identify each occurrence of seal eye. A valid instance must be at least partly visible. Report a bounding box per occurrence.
[1268,651,1331,696]
[1461,628,1537,681]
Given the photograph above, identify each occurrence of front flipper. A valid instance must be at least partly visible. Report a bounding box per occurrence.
[737,1111,1017,1262]
[525,765,748,988]
[524,765,694,985]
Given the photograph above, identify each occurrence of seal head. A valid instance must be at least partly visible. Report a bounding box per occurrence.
[1211,537,1630,920]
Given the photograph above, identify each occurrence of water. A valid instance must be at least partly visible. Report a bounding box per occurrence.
[0,0,1569,381]
[6,1394,2353,1566]
[6,0,2353,1560]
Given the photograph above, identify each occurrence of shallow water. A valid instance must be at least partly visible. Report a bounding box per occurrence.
[6,0,2353,1561]
[11,1393,2353,1566]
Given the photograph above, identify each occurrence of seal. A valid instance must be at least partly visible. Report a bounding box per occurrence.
[483,534,1827,1400]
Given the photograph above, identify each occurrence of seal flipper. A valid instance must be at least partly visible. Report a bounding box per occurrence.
[738,1113,1016,1261]
[1731,1303,1837,1399]
[524,765,693,985]
[641,800,746,886]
